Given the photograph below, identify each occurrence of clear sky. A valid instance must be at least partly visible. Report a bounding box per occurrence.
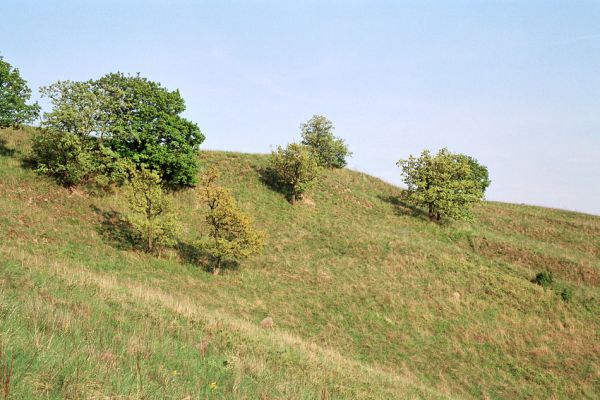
[2,0,599,215]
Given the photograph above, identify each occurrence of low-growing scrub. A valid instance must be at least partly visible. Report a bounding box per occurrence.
[533,271,554,287]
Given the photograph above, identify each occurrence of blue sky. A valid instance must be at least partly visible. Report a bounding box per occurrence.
[2,0,599,215]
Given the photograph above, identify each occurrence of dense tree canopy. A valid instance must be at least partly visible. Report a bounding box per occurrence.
[397,148,488,221]
[300,115,351,168]
[37,73,204,187]
[461,155,491,194]
[0,56,40,128]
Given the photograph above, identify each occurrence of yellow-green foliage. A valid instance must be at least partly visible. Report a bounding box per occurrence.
[269,142,320,204]
[197,167,264,274]
[300,115,351,168]
[398,148,485,221]
[126,168,179,252]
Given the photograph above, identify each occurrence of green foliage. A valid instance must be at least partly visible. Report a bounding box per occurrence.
[38,73,204,187]
[95,73,204,186]
[31,129,130,188]
[196,168,264,274]
[300,115,351,168]
[268,142,320,204]
[125,168,180,253]
[31,130,96,186]
[560,287,573,302]
[461,155,491,194]
[0,56,40,127]
[397,148,487,221]
[533,271,554,287]
[2,129,600,399]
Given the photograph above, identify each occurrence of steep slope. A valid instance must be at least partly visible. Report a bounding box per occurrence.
[1,127,599,399]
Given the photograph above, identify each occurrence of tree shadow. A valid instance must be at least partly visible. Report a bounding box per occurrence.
[0,138,16,157]
[90,205,138,250]
[254,166,292,202]
[377,194,429,220]
[176,240,239,274]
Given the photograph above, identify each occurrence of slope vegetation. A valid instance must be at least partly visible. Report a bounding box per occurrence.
[1,127,599,399]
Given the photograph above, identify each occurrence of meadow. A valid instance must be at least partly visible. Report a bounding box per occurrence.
[1,127,599,399]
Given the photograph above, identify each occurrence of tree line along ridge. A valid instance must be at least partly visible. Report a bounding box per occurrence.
[1,55,491,272]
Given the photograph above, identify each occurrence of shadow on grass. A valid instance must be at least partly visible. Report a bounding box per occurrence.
[377,194,429,220]
[91,205,241,274]
[176,240,239,274]
[254,166,290,200]
[0,138,16,157]
[90,205,138,251]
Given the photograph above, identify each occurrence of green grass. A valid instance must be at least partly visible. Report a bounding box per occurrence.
[1,127,599,399]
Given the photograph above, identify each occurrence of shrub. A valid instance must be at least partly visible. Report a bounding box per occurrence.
[533,271,553,287]
[0,56,40,128]
[397,148,487,221]
[125,168,180,253]
[31,129,129,188]
[31,130,97,186]
[268,143,320,204]
[560,288,572,302]
[300,115,351,168]
[196,168,264,274]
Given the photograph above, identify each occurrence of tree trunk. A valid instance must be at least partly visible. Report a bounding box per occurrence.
[148,233,153,253]
[213,257,222,276]
[428,204,435,221]
[290,193,296,205]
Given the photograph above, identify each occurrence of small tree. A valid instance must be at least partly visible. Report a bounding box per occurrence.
[125,168,179,253]
[397,148,486,221]
[0,56,40,128]
[269,143,320,204]
[197,168,264,275]
[300,115,351,168]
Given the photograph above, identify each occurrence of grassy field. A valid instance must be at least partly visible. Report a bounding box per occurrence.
[1,127,599,399]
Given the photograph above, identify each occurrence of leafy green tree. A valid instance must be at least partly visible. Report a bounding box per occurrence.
[33,80,123,187]
[197,168,264,275]
[37,72,204,187]
[125,168,180,253]
[397,148,487,221]
[462,155,491,194]
[0,56,40,128]
[95,73,205,186]
[269,143,320,204]
[300,115,351,168]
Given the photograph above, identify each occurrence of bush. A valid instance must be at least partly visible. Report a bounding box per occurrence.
[31,129,129,189]
[560,288,572,302]
[268,143,320,204]
[533,271,553,287]
[31,130,97,186]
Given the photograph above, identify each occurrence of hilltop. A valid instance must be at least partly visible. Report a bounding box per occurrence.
[1,127,599,399]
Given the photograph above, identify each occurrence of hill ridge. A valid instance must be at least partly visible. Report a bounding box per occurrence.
[1,127,599,398]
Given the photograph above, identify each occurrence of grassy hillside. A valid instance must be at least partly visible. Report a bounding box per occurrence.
[1,127,599,399]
